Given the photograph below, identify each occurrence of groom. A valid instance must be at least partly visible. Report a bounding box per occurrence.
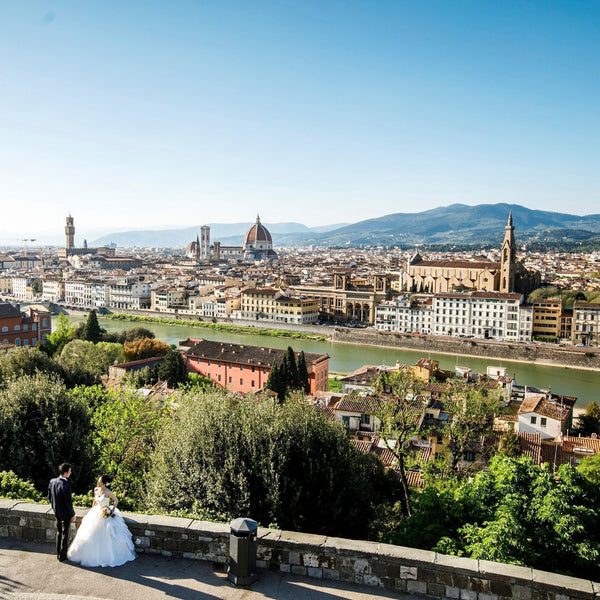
[48,463,76,561]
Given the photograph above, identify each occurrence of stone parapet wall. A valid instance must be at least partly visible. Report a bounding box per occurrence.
[1,500,598,599]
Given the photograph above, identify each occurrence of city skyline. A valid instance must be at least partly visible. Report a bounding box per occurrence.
[1,1,598,243]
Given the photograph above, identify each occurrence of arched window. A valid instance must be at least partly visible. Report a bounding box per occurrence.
[15,338,20,346]
[14,324,20,331]
[1,326,7,332]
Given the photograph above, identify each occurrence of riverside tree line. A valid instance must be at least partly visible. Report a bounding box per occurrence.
[0,311,599,580]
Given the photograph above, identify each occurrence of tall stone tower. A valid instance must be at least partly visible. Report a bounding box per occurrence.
[65,215,75,250]
[500,212,516,293]
[200,226,210,260]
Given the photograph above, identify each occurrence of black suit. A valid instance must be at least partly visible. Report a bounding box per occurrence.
[48,476,75,560]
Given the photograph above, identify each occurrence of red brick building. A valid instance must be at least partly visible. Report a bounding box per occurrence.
[0,303,52,347]
[179,338,329,394]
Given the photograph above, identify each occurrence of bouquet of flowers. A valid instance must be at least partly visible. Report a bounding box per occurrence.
[101,505,115,519]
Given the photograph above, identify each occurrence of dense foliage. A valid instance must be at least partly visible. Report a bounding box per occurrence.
[265,346,311,401]
[385,455,600,580]
[146,389,396,538]
[0,373,94,491]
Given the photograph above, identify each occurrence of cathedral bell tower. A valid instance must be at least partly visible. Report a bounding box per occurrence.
[500,212,516,293]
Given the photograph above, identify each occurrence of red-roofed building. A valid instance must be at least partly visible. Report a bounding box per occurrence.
[0,303,51,348]
[180,338,329,394]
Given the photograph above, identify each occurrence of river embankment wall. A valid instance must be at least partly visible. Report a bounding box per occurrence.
[1,500,597,599]
[331,328,600,372]
[53,304,600,371]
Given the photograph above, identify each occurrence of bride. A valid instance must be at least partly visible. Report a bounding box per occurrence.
[67,475,136,567]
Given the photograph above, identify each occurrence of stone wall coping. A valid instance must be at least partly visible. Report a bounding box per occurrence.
[278,530,328,547]
[319,536,379,556]
[435,551,482,574]
[0,499,21,510]
[478,559,533,581]
[257,527,282,541]
[532,570,595,594]
[9,501,54,517]
[121,512,153,527]
[188,520,230,535]
[379,541,436,564]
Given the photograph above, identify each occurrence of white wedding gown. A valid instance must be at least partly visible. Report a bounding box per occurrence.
[67,493,136,567]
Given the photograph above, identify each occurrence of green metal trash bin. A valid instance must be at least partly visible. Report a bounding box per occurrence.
[227,517,257,586]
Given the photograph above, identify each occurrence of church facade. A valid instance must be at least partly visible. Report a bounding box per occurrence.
[400,214,540,295]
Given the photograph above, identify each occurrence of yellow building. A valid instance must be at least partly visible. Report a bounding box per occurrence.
[532,298,562,340]
[240,288,319,324]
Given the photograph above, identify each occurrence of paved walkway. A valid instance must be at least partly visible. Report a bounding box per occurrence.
[0,538,413,600]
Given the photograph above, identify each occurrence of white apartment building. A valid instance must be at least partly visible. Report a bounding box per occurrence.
[376,292,528,341]
[42,278,65,302]
[517,396,571,441]
[64,279,93,306]
[11,277,32,299]
[107,278,151,310]
[572,301,600,346]
[374,296,432,333]
[433,292,523,341]
[91,281,108,308]
[518,304,533,342]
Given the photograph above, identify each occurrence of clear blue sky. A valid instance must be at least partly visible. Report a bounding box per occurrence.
[1,1,598,244]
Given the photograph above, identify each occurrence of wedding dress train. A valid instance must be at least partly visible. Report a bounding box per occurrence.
[67,494,136,567]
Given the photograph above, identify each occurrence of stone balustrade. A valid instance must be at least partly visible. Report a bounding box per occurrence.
[1,499,598,599]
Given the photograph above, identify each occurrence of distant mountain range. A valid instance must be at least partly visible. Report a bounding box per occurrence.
[90,204,600,249]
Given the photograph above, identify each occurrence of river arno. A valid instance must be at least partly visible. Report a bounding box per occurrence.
[64,315,599,407]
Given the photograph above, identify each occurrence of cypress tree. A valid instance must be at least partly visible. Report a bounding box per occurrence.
[296,351,310,394]
[266,362,286,402]
[157,349,188,388]
[82,309,101,344]
[284,346,299,389]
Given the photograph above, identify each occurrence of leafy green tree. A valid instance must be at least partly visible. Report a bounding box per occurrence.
[122,365,159,388]
[41,313,76,357]
[146,390,390,538]
[31,279,42,296]
[0,470,44,502]
[0,373,94,492]
[328,377,342,392]
[374,370,427,517]
[497,430,522,458]
[156,349,188,388]
[68,384,111,412]
[442,381,503,471]
[0,347,62,387]
[82,309,102,343]
[572,401,600,437]
[386,455,600,579]
[58,340,124,385]
[92,388,167,506]
[578,453,600,484]
[124,327,156,342]
[100,326,156,344]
